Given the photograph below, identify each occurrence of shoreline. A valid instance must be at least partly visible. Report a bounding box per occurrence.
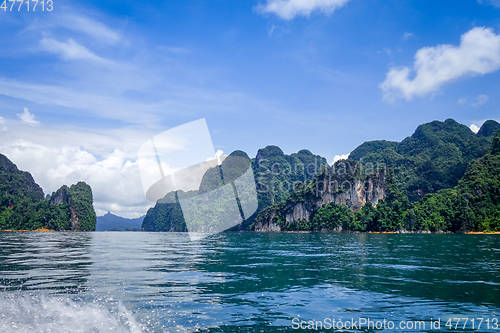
[254,230,500,235]
[2,228,55,232]
[2,229,500,234]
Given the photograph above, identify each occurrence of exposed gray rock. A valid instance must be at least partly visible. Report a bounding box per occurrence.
[254,162,386,232]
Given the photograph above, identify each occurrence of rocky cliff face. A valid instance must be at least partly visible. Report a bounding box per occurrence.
[254,161,386,232]
[49,185,69,205]
[314,176,385,213]
[50,185,79,228]
[49,182,96,231]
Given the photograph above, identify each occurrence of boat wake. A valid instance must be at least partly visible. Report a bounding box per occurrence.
[0,293,143,333]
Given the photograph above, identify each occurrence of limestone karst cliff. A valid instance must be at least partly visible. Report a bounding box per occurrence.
[253,160,386,232]
[0,153,96,231]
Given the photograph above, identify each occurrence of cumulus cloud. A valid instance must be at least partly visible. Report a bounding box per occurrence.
[17,108,39,125]
[471,94,488,107]
[257,0,351,20]
[470,124,480,134]
[457,98,467,105]
[0,121,158,218]
[1,141,151,218]
[380,27,500,102]
[332,153,349,164]
[40,37,106,62]
[205,149,225,164]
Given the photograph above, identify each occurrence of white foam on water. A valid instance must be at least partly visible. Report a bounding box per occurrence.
[0,294,144,333]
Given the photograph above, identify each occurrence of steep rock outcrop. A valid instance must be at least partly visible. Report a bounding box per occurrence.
[254,161,386,232]
[49,185,69,205]
[0,154,96,231]
[50,182,96,231]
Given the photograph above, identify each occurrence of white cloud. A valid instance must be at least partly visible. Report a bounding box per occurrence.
[17,108,39,125]
[332,153,349,164]
[402,32,413,41]
[0,120,154,161]
[0,118,244,218]
[59,14,121,43]
[0,123,238,218]
[0,117,6,131]
[3,142,151,218]
[471,94,488,107]
[0,74,254,127]
[0,78,160,125]
[380,27,500,102]
[470,124,480,134]
[205,149,225,163]
[257,0,351,20]
[40,37,106,62]
[0,120,160,217]
[457,98,467,105]
[26,12,122,44]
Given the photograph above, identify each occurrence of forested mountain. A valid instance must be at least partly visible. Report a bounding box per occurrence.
[254,120,500,233]
[143,119,500,233]
[349,119,500,201]
[0,154,44,207]
[0,154,96,231]
[96,212,144,231]
[410,130,500,232]
[142,147,329,232]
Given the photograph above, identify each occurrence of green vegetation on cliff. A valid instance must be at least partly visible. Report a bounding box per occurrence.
[350,119,500,202]
[142,195,187,232]
[410,131,500,232]
[0,154,96,231]
[0,154,44,208]
[253,146,329,212]
[253,162,400,232]
[143,118,500,234]
[253,120,500,233]
[142,147,329,232]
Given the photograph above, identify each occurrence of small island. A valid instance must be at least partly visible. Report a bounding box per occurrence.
[0,153,96,231]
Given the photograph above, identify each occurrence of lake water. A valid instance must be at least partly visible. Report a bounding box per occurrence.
[0,232,499,332]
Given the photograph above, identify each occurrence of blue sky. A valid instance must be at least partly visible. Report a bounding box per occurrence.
[0,0,499,217]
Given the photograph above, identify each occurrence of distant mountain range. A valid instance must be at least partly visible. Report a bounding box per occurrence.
[96,212,144,231]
